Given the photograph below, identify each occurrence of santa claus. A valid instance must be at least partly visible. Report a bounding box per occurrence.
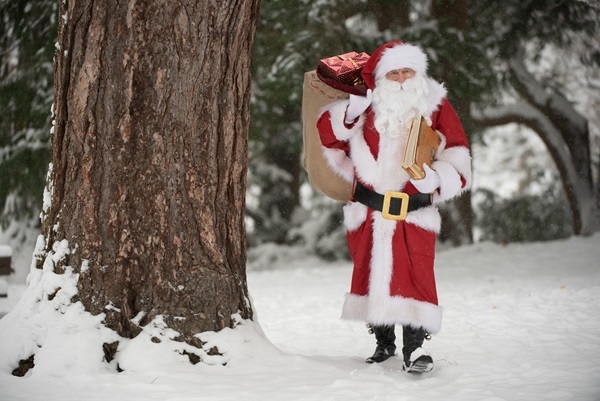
[316,40,471,373]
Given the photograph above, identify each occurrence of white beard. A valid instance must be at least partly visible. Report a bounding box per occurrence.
[372,74,429,138]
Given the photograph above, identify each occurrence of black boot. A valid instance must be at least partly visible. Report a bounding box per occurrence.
[366,324,396,364]
[401,325,433,373]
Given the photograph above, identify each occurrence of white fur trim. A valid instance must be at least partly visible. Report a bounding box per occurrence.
[430,145,472,203]
[321,146,354,183]
[405,206,441,234]
[348,133,379,186]
[368,214,397,316]
[423,79,446,117]
[374,44,428,80]
[321,100,365,141]
[437,146,472,190]
[343,202,368,232]
[431,160,462,203]
[341,293,443,334]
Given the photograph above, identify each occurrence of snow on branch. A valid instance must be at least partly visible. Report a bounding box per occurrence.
[508,55,588,134]
[472,102,570,164]
[472,101,596,235]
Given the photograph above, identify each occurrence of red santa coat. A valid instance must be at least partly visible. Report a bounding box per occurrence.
[316,71,471,334]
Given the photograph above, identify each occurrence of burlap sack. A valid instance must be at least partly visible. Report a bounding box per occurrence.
[301,71,353,202]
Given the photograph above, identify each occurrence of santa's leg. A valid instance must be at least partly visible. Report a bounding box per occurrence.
[366,324,396,364]
[402,325,434,373]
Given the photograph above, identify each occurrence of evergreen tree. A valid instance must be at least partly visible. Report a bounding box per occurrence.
[0,0,56,227]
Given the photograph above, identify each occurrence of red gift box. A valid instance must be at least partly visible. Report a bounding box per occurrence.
[316,51,370,96]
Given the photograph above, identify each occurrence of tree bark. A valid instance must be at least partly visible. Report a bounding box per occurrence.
[43,0,260,350]
[368,0,410,31]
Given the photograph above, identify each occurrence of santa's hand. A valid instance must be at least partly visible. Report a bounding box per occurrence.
[345,89,373,124]
[410,164,440,193]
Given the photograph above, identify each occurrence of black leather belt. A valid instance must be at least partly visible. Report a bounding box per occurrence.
[353,181,432,221]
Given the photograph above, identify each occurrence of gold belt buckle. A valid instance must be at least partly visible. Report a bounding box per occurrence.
[382,191,409,221]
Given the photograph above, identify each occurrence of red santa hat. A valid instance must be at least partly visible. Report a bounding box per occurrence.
[361,40,429,89]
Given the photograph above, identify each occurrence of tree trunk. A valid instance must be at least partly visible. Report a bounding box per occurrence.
[368,0,410,31]
[41,0,259,355]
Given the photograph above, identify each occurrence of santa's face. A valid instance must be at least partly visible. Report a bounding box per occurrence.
[371,71,429,138]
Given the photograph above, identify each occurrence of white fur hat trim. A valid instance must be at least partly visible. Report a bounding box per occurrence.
[374,44,428,81]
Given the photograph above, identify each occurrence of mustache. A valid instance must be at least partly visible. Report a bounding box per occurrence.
[379,80,420,93]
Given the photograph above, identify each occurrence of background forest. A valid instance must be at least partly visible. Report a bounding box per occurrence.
[1,0,599,280]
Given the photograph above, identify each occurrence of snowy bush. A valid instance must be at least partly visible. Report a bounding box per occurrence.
[475,188,572,243]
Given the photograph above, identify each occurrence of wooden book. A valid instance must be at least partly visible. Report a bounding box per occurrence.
[402,116,441,180]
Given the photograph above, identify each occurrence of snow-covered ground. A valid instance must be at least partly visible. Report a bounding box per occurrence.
[1,234,599,401]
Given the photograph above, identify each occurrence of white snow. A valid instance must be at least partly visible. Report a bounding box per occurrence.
[0,245,12,257]
[41,163,54,217]
[0,279,7,297]
[0,234,599,401]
